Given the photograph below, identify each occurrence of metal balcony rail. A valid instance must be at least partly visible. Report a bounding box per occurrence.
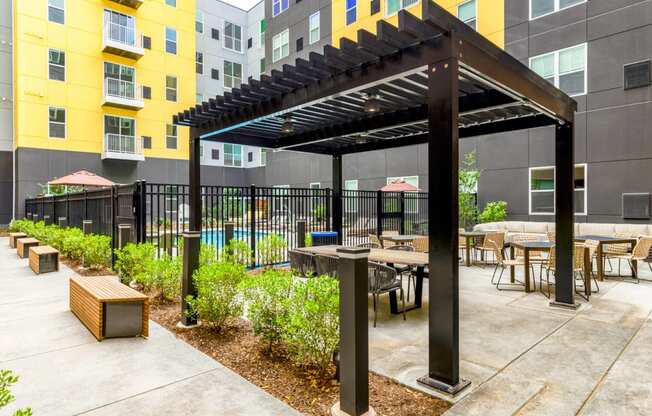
[103,22,143,49]
[105,133,143,155]
[104,78,142,101]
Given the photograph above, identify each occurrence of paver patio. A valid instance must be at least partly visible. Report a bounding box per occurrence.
[0,237,299,416]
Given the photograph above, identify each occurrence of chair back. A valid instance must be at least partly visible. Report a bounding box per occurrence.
[633,237,652,260]
[488,240,505,264]
[483,232,505,250]
[369,234,382,248]
[387,244,415,252]
[573,243,586,270]
[357,242,380,249]
[413,236,428,253]
[315,255,339,278]
[584,239,599,260]
[512,234,539,257]
[547,231,556,242]
[546,246,556,269]
[367,261,398,293]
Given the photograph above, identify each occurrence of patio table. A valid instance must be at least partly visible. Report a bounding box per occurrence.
[296,245,428,315]
[380,234,420,246]
[574,235,637,281]
[459,231,486,266]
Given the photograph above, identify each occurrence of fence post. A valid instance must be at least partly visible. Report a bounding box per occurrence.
[250,185,256,269]
[332,247,373,416]
[32,213,38,222]
[58,217,67,228]
[133,180,146,244]
[118,224,132,249]
[84,189,88,220]
[400,192,406,235]
[51,196,56,226]
[66,192,70,226]
[43,215,50,225]
[326,188,332,231]
[83,220,93,235]
[376,190,383,239]
[297,220,306,248]
[111,185,117,268]
[224,222,235,247]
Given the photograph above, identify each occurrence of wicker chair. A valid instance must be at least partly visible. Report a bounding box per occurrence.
[412,236,428,253]
[540,244,586,299]
[488,240,529,291]
[583,239,600,293]
[602,234,631,276]
[475,232,505,265]
[512,234,547,277]
[387,244,416,301]
[368,261,406,327]
[369,234,382,248]
[606,237,652,283]
[315,254,339,278]
[547,231,556,242]
[289,250,316,277]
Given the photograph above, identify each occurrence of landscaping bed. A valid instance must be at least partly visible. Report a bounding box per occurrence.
[150,300,450,416]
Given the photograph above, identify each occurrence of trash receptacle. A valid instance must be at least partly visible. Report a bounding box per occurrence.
[311,231,338,246]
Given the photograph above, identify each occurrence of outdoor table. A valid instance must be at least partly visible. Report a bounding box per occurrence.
[296,245,428,315]
[459,231,486,267]
[509,241,592,298]
[380,234,420,246]
[575,235,637,281]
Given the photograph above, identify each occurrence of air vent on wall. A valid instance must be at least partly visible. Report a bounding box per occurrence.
[623,193,650,220]
[624,61,651,90]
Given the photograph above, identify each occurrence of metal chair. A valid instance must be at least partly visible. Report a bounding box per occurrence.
[606,237,652,283]
[368,261,406,327]
[387,244,416,301]
[315,254,339,278]
[583,239,600,293]
[540,244,586,299]
[488,240,530,291]
[475,232,505,265]
[289,250,315,277]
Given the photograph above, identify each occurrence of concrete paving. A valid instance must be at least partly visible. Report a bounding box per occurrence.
[0,237,300,416]
[368,259,652,415]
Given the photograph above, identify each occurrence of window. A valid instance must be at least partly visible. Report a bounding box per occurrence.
[104,62,136,99]
[261,149,268,166]
[142,136,152,149]
[309,12,320,44]
[624,61,651,90]
[530,43,586,96]
[457,0,477,30]
[248,151,254,162]
[296,37,303,52]
[166,124,177,149]
[105,116,135,152]
[529,164,586,215]
[345,180,358,213]
[260,58,266,74]
[223,61,242,89]
[48,49,65,81]
[212,28,220,40]
[530,0,585,20]
[196,52,203,74]
[272,0,289,17]
[200,145,204,158]
[104,10,136,46]
[195,10,203,33]
[346,0,356,25]
[48,107,65,138]
[224,144,242,167]
[224,21,242,52]
[48,0,65,24]
[212,149,219,160]
[386,0,418,17]
[165,0,175,6]
[310,182,320,189]
[142,86,151,99]
[211,68,219,80]
[165,27,177,54]
[166,75,177,101]
[259,19,266,48]
[272,29,290,63]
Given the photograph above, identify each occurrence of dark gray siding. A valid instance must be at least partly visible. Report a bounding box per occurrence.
[0,151,12,225]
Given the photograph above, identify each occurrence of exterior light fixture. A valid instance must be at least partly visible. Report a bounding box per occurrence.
[281,115,294,134]
[355,132,369,145]
[363,94,382,113]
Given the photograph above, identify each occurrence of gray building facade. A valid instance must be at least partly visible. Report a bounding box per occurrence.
[0,0,13,225]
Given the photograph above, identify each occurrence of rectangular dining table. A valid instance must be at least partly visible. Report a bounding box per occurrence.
[459,231,486,266]
[296,245,428,314]
[574,235,637,281]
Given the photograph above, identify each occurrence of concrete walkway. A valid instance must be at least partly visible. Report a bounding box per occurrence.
[368,257,652,415]
[0,237,300,416]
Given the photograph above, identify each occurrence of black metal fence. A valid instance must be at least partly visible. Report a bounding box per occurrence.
[25,181,432,267]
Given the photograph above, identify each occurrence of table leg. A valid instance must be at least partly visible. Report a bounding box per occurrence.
[584,246,591,299]
[465,236,471,267]
[597,244,604,281]
[389,266,424,315]
[632,259,638,278]
[510,246,515,283]
[524,249,531,292]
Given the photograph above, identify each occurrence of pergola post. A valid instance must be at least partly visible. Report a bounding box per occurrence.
[551,121,577,308]
[417,55,470,395]
[181,130,202,327]
[332,154,343,245]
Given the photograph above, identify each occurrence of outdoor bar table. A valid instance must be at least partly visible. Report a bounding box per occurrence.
[575,235,637,281]
[459,231,486,267]
[296,245,428,315]
[509,241,592,298]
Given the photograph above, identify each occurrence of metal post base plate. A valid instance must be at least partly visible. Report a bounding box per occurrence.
[417,375,471,396]
[549,301,580,310]
[330,402,376,416]
[176,320,201,330]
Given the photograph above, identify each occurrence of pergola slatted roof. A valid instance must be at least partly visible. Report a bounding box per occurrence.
[174,1,576,156]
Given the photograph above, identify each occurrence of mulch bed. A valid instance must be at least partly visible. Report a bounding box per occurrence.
[150,300,450,416]
[61,258,112,277]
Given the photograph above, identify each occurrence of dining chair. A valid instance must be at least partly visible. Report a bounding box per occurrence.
[387,244,416,301]
[606,237,652,283]
[488,240,528,291]
[583,239,600,293]
[412,236,428,253]
[540,244,586,299]
[369,234,382,248]
[368,261,406,327]
[475,232,505,265]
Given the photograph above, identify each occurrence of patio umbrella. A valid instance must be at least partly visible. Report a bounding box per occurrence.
[380,179,419,192]
[48,170,115,188]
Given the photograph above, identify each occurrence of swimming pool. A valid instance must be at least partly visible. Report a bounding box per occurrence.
[201,229,268,249]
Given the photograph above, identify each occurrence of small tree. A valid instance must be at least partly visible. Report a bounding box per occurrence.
[459,151,481,229]
[478,201,508,223]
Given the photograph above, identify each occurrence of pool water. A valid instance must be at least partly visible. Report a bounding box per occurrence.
[201,229,268,249]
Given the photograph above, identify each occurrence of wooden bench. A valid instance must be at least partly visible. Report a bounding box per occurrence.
[70,276,149,341]
[17,238,39,258]
[9,232,27,248]
[29,245,59,274]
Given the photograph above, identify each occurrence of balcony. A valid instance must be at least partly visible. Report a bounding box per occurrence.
[110,0,144,9]
[102,134,144,161]
[102,22,144,59]
[103,78,144,110]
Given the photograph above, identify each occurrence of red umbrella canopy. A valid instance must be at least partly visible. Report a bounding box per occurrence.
[380,179,419,192]
[48,170,115,187]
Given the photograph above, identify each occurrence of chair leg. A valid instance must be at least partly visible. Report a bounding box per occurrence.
[372,294,377,328]
[491,263,500,284]
[401,288,406,321]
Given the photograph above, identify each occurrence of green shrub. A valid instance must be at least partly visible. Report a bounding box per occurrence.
[186,261,246,331]
[200,243,218,266]
[304,233,313,247]
[282,275,339,370]
[60,228,86,260]
[221,239,253,266]
[0,369,32,416]
[240,269,293,349]
[478,201,508,224]
[257,233,287,266]
[114,243,157,284]
[147,254,182,300]
[82,234,111,269]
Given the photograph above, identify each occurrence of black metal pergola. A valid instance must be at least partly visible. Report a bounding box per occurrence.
[174,0,577,396]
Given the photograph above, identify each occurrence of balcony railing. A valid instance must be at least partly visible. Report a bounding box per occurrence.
[103,134,144,161]
[103,78,144,109]
[102,22,144,59]
[110,0,144,9]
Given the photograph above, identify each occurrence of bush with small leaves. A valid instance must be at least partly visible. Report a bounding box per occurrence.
[221,239,253,266]
[82,234,112,269]
[114,243,157,284]
[257,233,287,266]
[147,254,182,301]
[0,369,32,416]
